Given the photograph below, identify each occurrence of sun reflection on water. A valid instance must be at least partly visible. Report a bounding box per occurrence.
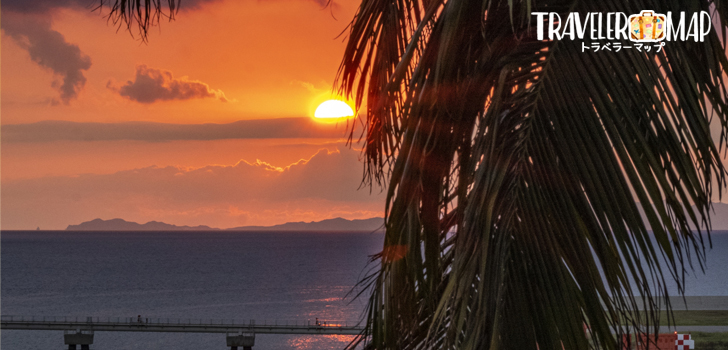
[288,334,357,350]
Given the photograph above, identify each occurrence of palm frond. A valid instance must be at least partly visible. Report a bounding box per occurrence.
[338,0,728,349]
[94,0,179,41]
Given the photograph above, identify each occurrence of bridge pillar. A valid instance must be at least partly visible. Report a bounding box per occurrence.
[64,330,94,350]
[227,333,255,350]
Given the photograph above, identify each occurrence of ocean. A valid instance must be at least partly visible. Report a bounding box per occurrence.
[1,231,383,350]
[2,230,727,349]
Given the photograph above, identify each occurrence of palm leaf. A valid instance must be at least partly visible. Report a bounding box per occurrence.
[337,0,728,349]
[94,0,179,41]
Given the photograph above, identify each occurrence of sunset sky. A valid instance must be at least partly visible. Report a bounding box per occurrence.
[1,0,385,230]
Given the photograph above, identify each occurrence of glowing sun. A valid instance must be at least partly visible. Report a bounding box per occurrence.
[314,100,354,121]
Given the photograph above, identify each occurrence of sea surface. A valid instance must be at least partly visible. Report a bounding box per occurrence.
[1,231,384,350]
[2,230,728,350]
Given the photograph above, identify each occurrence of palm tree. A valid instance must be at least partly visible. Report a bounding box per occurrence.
[106,1,728,349]
[335,1,728,348]
[95,0,179,42]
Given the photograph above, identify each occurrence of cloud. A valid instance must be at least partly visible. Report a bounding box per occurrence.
[1,148,383,229]
[0,0,88,14]
[2,118,349,142]
[292,80,320,93]
[1,0,333,14]
[109,65,228,103]
[0,0,221,14]
[1,12,92,104]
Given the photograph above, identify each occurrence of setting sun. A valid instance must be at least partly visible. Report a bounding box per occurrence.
[314,100,354,120]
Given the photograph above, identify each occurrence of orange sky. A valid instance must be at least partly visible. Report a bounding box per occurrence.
[3,1,359,123]
[1,0,385,230]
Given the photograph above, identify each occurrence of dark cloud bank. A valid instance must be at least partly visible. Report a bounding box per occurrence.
[2,13,91,104]
[2,118,349,142]
[1,0,221,14]
[1,0,91,14]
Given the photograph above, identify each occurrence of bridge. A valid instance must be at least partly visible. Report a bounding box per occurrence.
[1,315,365,349]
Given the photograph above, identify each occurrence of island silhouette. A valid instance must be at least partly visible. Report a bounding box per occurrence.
[66,217,385,232]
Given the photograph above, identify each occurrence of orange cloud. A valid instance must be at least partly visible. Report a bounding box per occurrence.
[109,65,228,103]
[2,119,348,142]
[1,148,384,229]
[2,12,91,104]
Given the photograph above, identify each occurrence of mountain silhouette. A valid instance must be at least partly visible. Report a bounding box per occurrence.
[66,217,385,232]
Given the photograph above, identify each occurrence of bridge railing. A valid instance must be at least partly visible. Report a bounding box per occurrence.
[1,315,361,328]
